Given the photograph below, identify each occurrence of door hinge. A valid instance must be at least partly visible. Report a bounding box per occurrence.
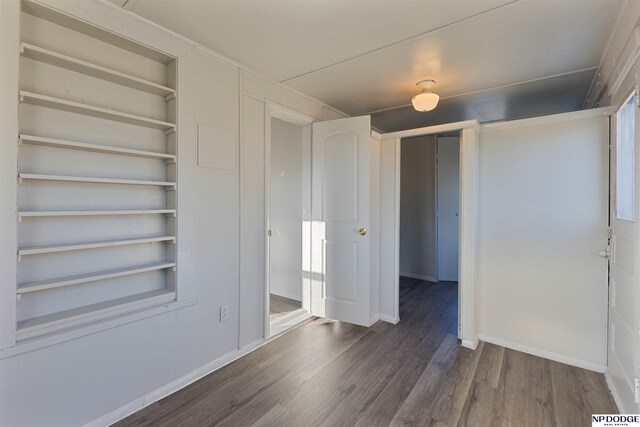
[267,229,272,237]
[635,378,640,403]
[607,227,613,240]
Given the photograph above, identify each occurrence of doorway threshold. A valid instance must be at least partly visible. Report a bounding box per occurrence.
[270,308,311,337]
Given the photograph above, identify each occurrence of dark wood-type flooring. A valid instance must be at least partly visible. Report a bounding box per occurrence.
[116,277,617,427]
[270,294,302,321]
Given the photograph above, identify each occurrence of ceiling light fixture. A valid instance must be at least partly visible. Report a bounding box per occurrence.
[412,80,440,112]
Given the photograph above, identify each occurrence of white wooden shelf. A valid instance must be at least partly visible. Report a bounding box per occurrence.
[18,173,176,188]
[17,289,177,340]
[20,43,176,97]
[19,134,176,160]
[18,209,176,220]
[18,235,175,257]
[18,262,176,294]
[19,91,176,131]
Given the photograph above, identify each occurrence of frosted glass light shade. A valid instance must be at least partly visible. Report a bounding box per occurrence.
[412,92,440,112]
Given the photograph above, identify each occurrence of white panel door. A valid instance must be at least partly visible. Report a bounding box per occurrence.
[311,116,371,326]
[609,91,640,413]
[436,136,460,282]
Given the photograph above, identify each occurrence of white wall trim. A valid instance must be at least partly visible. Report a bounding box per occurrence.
[478,334,607,373]
[379,313,399,324]
[604,372,625,413]
[0,0,19,350]
[369,313,380,326]
[481,107,612,132]
[609,28,640,98]
[381,120,478,140]
[461,337,478,350]
[582,0,626,108]
[399,272,437,283]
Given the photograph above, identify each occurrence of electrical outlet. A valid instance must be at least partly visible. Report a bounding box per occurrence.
[219,305,229,322]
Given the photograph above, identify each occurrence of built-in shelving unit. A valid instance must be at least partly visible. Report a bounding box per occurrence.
[18,173,176,188]
[19,91,176,131]
[18,262,176,294]
[19,135,176,161]
[18,236,176,257]
[18,209,176,219]
[16,1,179,341]
[17,289,177,341]
[21,43,176,97]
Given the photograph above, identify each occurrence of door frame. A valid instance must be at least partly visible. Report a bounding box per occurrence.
[381,119,480,349]
[263,101,315,338]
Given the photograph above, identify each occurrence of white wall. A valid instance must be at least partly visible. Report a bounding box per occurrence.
[476,112,609,371]
[269,118,303,301]
[399,135,437,281]
[0,1,347,425]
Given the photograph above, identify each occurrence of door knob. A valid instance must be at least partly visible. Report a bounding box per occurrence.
[598,247,610,259]
[359,228,367,236]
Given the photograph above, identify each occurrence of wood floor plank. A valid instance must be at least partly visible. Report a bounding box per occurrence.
[549,360,618,427]
[473,342,505,389]
[500,350,556,427]
[116,279,618,427]
[390,333,465,426]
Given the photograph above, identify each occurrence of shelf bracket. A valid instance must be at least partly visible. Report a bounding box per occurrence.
[17,254,22,262]
[18,93,24,103]
[171,266,177,272]
[165,128,176,136]
[17,138,23,146]
[165,93,176,102]
[17,215,22,223]
[17,176,23,185]
[19,44,24,56]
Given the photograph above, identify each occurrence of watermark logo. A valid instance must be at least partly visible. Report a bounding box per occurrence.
[592,414,640,426]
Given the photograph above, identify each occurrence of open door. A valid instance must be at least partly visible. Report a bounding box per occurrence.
[310,116,372,326]
[608,90,640,412]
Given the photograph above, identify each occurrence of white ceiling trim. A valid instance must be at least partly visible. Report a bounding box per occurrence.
[582,0,626,108]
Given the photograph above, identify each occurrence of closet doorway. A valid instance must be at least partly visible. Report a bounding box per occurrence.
[266,106,313,337]
[399,132,460,330]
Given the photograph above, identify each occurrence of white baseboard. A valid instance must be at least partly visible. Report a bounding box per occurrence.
[478,334,607,373]
[379,313,399,324]
[399,272,437,282]
[269,289,302,302]
[461,336,479,350]
[369,313,380,326]
[604,372,625,413]
[86,337,269,427]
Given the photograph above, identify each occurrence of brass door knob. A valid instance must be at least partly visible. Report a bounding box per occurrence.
[359,228,367,236]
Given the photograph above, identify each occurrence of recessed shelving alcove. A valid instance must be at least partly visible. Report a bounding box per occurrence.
[16,0,179,340]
